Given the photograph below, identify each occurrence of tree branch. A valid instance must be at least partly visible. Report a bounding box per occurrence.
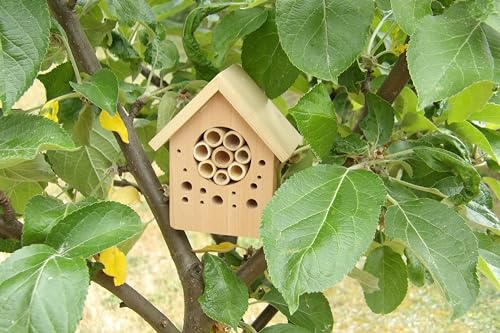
[237,248,267,287]
[353,52,410,133]
[93,271,179,333]
[0,192,23,239]
[252,305,278,331]
[141,65,168,88]
[47,1,210,331]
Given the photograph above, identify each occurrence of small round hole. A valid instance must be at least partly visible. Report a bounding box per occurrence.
[182,197,188,203]
[250,183,257,189]
[232,191,236,195]
[247,199,258,209]
[257,175,262,179]
[181,181,192,191]
[183,168,187,172]
[232,204,237,208]
[258,160,266,166]
[200,200,204,204]
[200,188,207,194]
[177,149,181,153]
[212,195,223,205]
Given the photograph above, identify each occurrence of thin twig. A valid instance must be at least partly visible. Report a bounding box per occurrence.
[141,65,168,88]
[252,305,278,331]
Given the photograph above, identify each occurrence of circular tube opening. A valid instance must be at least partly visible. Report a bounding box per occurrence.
[198,161,216,179]
[204,128,225,147]
[223,131,244,151]
[213,170,230,186]
[235,146,251,164]
[212,147,233,168]
[193,142,211,161]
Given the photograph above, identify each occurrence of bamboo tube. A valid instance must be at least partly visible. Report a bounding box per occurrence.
[211,146,234,168]
[203,127,226,147]
[213,169,230,186]
[223,130,245,151]
[235,145,251,164]
[193,141,212,161]
[198,160,216,179]
[228,162,248,181]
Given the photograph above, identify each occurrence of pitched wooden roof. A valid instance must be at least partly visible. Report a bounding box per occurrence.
[149,65,302,162]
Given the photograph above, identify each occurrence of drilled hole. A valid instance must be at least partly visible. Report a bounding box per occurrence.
[177,149,181,153]
[182,197,188,203]
[212,195,223,205]
[183,168,187,172]
[200,188,207,194]
[250,183,257,189]
[232,204,237,208]
[258,160,266,166]
[200,200,204,204]
[181,181,192,191]
[232,191,236,195]
[257,175,262,179]
[246,199,258,209]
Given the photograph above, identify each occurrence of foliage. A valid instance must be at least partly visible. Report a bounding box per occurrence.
[0,0,499,332]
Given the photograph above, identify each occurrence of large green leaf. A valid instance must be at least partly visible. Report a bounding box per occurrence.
[199,254,248,329]
[385,198,479,318]
[0,0,50,112]
[45,201,143,258]
[183,5,226,81]
[144,38,179,74]
[105,0,155,27]
[262,288,333,333]
[390,0,432,35]
[448,121,499,162]
[393,87,438,134]
[260,324,311,333]
[445,81,495,123]
[242,12,299,98]
[405,249,426,287]
[478,127,500,162]
[407,2,495,106]
[469,103,500,124]
[0,114,75,169]
[275,0,374,81]
[363,246,408,314]
[70,69,119,115]
[23,196,97,246]
[289,84,336,160]
[48,121,122,198]
[261,165,386,313]
[0,244,88,333]
[38,62,75,100]
[360,93,395,146]
[213,7,268,66]
[0,156,55,213]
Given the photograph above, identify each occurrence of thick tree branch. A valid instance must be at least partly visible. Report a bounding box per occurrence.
[237,248,267,287]
[354,52,410,133]
[47,1,209,331]
[252,305,278,331]
[0,192,23,239]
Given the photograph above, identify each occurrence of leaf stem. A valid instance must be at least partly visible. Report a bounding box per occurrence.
[388,176,447,198]
[386,193,398,206]
[371,21,397,57]
[367,11,393,55]
[384,149,414,159]
[21,92,80,113]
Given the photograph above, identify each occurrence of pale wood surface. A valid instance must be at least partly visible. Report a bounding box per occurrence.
[149,65,302,162]
[169,93,278,237]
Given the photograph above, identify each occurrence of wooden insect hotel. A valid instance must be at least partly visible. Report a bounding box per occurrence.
[149,65,302,237]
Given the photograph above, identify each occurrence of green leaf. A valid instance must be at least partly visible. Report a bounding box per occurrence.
[275,0,374,81]
[478,256,500,290]
[448,121,499,162]
[262,288,333,333]
[0,156,55,213]
[478,127,500,162]
[144,38,179,73]
[45,201,143,258]
[157,92,178,131]
[108,32,141,63]
[476,232,500,268]
[213,7,268,66]
[348,267,380,293]
[261,165,386,313]
[0,239,21,253]
[360,93,395,146]
[242,12,299,98]
[405,249,426,287]
[70,69,119,115]
[363,246,408,314]
[183,5,226,81]
[152,0,195,21]
[385,198,479,318]
[0,0,51,112]
[412,147,481,203]
[469,103,500,124]
[390,0,432,35]
[23,195,97,246]
[0,244,88,333]
[393,88,438,133]
[105,0,155,27]
[199,254,248,329]
[289,84,336,160]
[407,2,495,106]
[483,176,500,200]
[48,121,122,199]
[38,62,75,100]
[0,114,76,169]
[460,201,500,235]
[260,324,311,333]
[445,81,496,123]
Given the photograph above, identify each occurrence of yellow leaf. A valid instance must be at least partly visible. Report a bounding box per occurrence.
[98,246,127,286]
[193,242,237,253]
[99,110,129,143]
[109,186,141,205]
[41,100,60,122]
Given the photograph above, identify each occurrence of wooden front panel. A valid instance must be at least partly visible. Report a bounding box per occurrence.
[169,93,278,237]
